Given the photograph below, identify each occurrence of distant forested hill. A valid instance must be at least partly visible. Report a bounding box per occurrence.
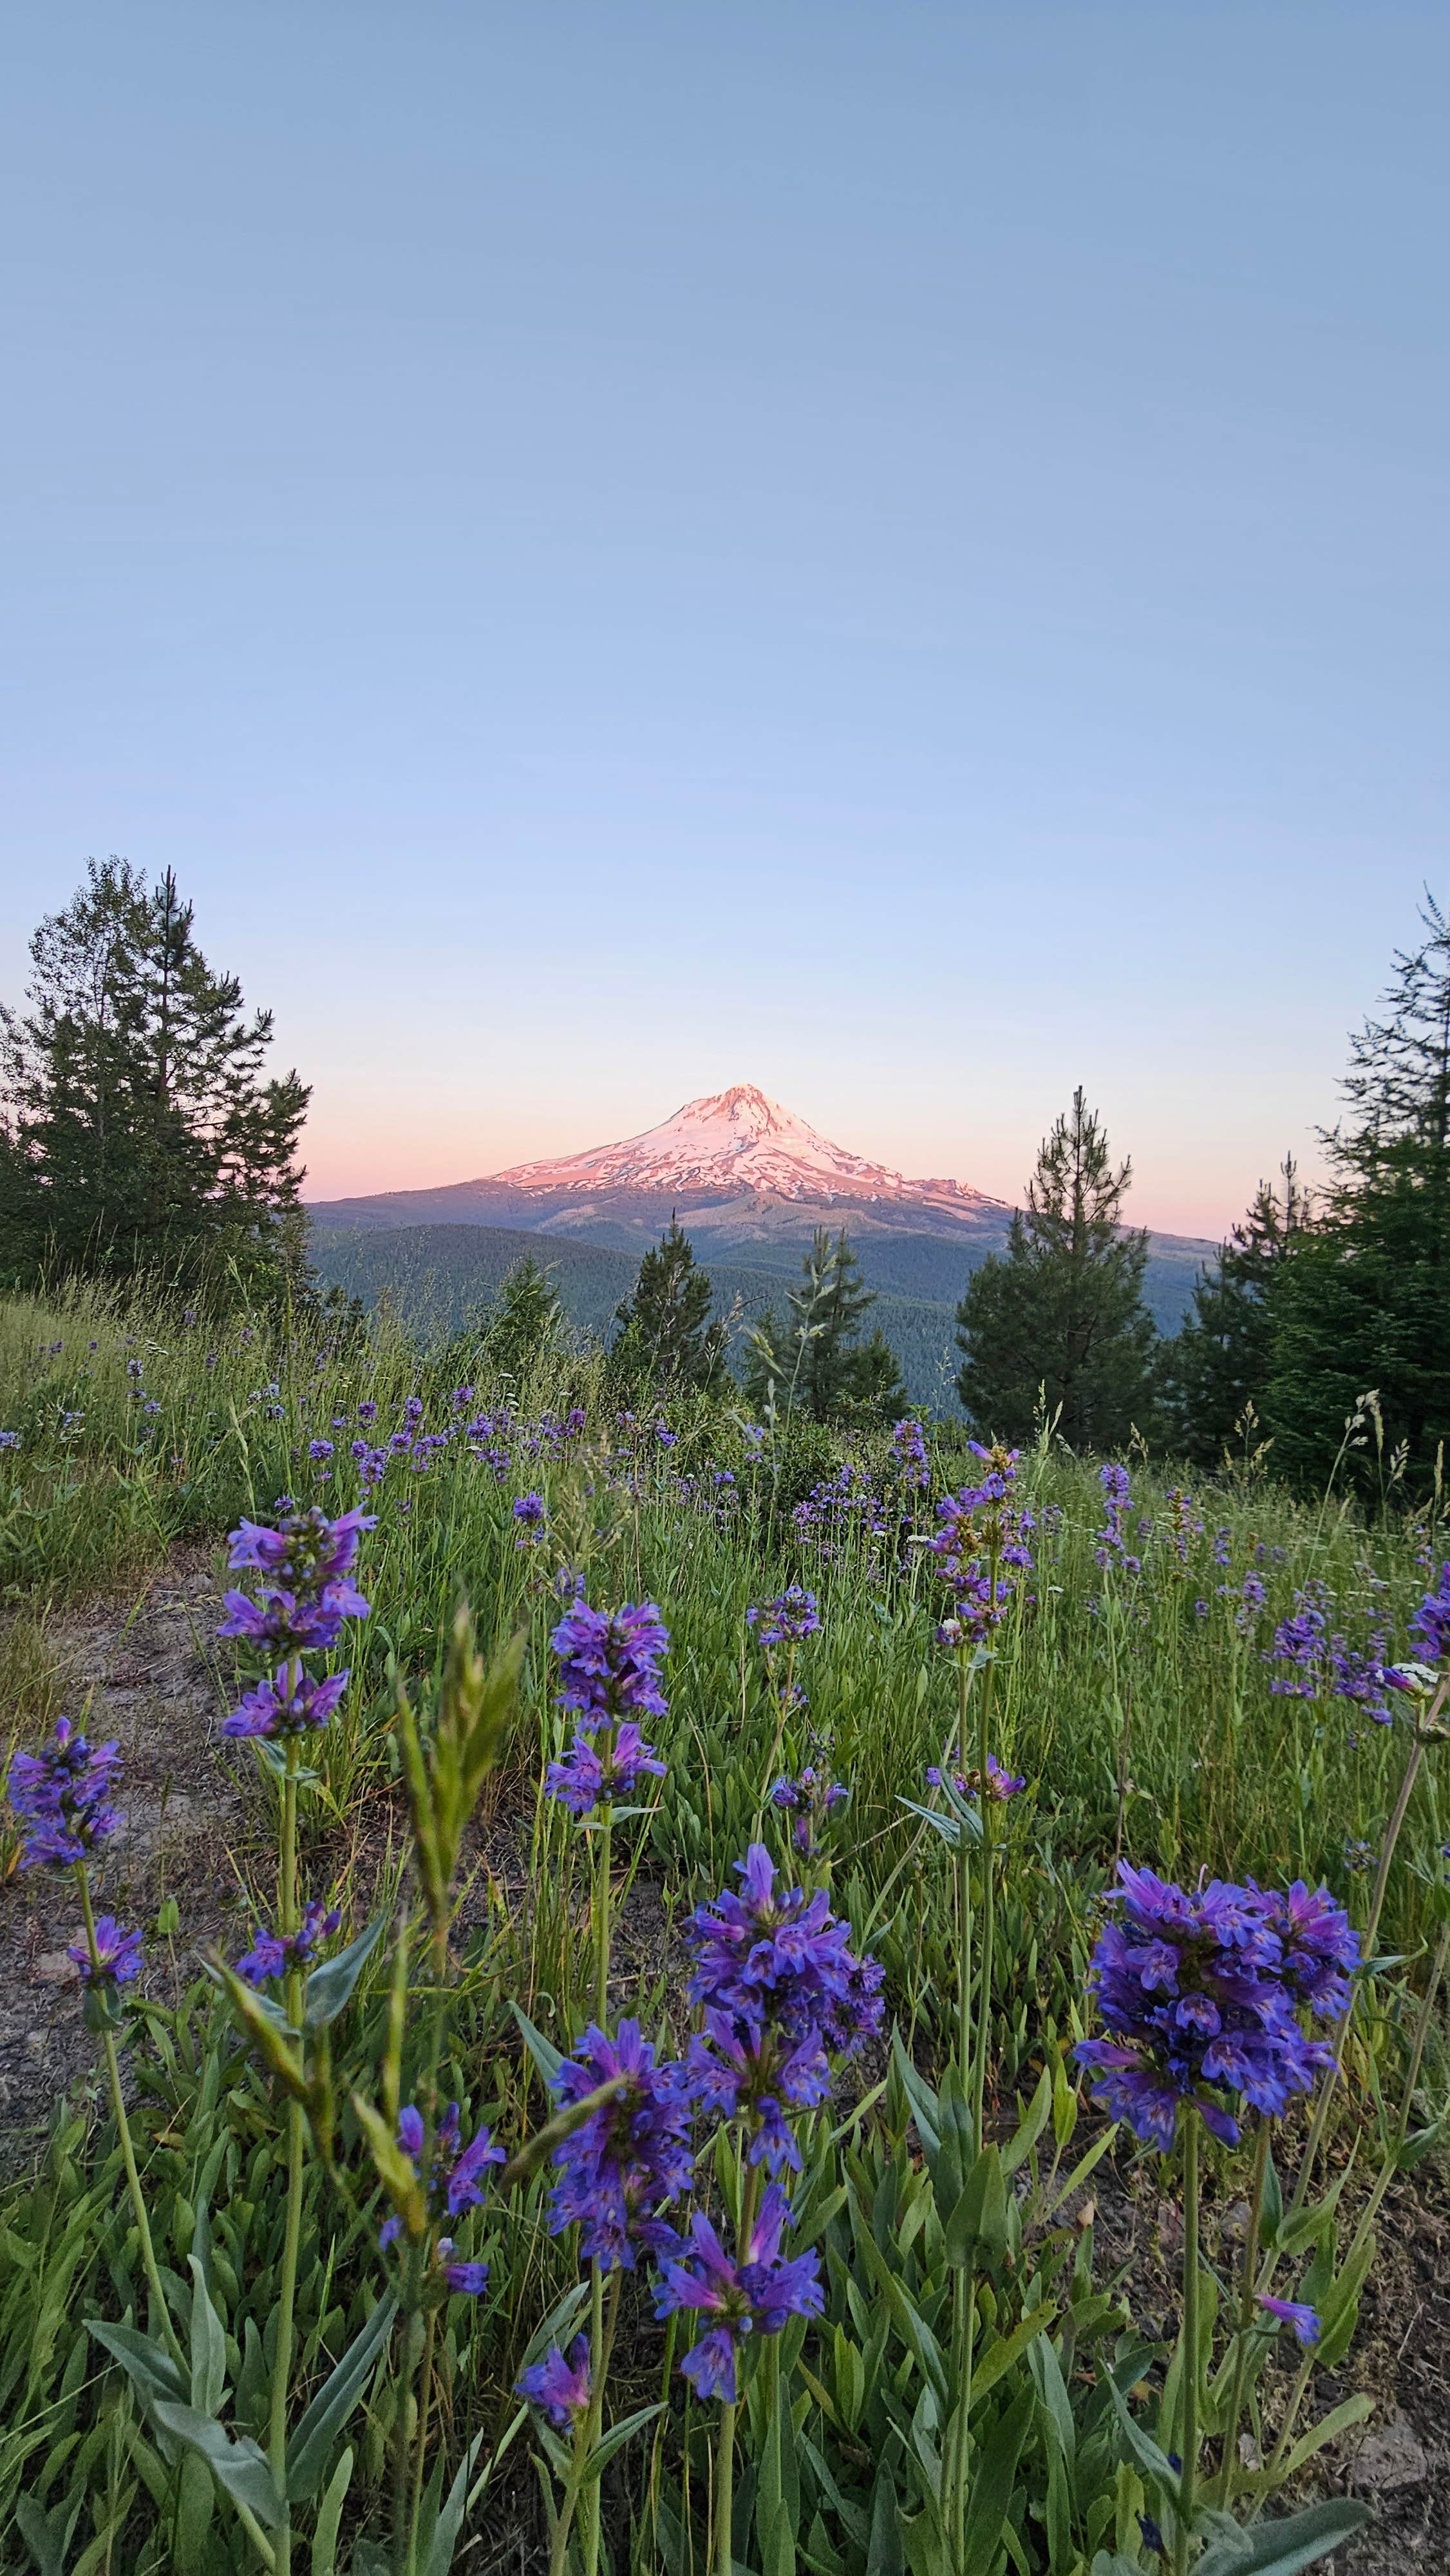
[308,1218,1200,1415]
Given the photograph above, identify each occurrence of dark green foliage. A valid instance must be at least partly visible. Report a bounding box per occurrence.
[955,1088,1157,1448]
[742,1227,907,1423]
[0,858,310,1305]
[1265,896,1450,1497]
[1163,1159,1309,1467]
[477,1253,565,1377]
[608,1219,728,1392]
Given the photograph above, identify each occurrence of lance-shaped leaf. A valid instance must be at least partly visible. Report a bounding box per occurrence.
[499,2075,628,2192]
[88,2319,187,2411]
[14,2488,82,2576]
[513,2001,566,2088]
[149,2402,285,2530]
[287,2294,397,2502]
[945,2145,1008,2271]
[303,1915,387,2032]
[1192,2496,1371,2576]
[421,2430,487,2576]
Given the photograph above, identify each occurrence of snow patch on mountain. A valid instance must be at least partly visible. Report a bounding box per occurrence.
[492,1084,1003,1214]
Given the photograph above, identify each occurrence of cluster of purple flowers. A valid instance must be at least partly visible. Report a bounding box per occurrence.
[217,1506,372,1741]
[652,2183,825,2401]
[686,1842,884,2069]
[1266,1585,1402,1724]
[68,1914,144,1989]
[1409,1561,1450,1663]
[1095,1463,1141,1576]
[512,1492,549,1548]
[545,1725,666,1818]
[926,1754,1026,1803]
[769,1766,847,1860]
[236,1899,342,1987]
[545,2020,695,2268]
[1076,1861,1357,2150]
[747,1587,821,1647]
[544,1597,670,1821]
[928,1447,1034,1643]
[219,1507,373,1665]
[791,1465,890,1558]
[7,1718,122,1868]
[379,2101,504,2296]
[518,2334,592,2427]
[891,1417,930,1492]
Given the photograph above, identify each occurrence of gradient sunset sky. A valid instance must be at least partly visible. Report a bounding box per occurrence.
[1,4,1445,1236]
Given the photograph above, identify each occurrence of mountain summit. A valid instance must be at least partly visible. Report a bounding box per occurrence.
[491,1084,1003,1216]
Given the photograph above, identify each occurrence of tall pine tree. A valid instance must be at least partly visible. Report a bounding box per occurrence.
[1163,1158,1308,1466]
[1,858,310,1301]
[744,1227,905,1423]
[955,1088,1156,1448]
[1265,895,1450,1494]
[610,1219,728,1393]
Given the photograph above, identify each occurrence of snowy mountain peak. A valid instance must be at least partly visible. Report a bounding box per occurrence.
[491,1085,1002,1215]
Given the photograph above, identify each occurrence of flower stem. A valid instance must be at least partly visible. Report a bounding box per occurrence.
[713,2160,764,2576]
[1174,2114,1201,2576]
[1216,2119,1269,2508]
[970,1539,1001,2151]
[954,1649,974,2088]
[269,1740,304,2571]
[75,1866,185,2375]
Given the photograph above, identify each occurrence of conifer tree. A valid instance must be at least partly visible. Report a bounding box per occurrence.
[1163,1159,1308,1466]
[610,1218,728,1392]
[1265,895,1450,1493]
[744,1227,905,1423]
[0,858,309,1300]
[480,1255,565,1377]
[955,1088,1156,1448]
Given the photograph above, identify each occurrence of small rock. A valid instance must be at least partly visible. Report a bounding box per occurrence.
[32,1951,76,1985]
[1351,2409,1428,2494]
[1238,2432,1263,2471]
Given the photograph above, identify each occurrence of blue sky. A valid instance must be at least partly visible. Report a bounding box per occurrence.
[1,3,1444,1233]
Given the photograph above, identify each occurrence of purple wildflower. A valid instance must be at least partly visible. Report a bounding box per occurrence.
[546,2019,695,2270]
[236,1900,343,1987]
[67,1915,144,1988]
[746,1588,820,1647]
[551,1599,670,1728]
[1409,1563,1450,1663]
[686,2010,831,2176]
[1248,1881,1358,2022]
[685,1843,880,2055]
[221,1665,350,1739]
[544,1723,667,1819]
[518,2334,592,2427]
[377,2101,504,2296]
[7,1719,122,1868]
[652,2184,824,2403]
[1257,2295,1321,2347]
[1075,1862,1334,2150]
[927,1756,1026,1802]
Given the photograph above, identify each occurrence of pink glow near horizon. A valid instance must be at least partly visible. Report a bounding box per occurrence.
[299,1088,1312,1242]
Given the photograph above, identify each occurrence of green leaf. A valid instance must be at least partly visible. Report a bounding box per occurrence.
[579,2402,665,2483]
[1106,2374,1183,2511]
[1278,2392,1374,2480]
[891,2028,941,2159]
[962,2383,1035,2575]
[969,2302,1055,2402]
[287,2294,397,2502]
[310,2445,353,2576]
[420,2431,486,2576]
[188,2255,227,2419]
[149,2401,285,2530]
[351,2095,428,2240]
[87,2319,187,2410]
[999,2065,1053,2179]
[945,2146,1008,2271]
[1193,2496,1371,2576]
[15,2489,82,2576]
[301,1917,386,2032]
[512,2002,565,2087]
[1259,2149,1283,2249]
